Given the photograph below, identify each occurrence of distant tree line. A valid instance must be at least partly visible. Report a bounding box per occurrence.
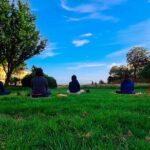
[108,47,150,83]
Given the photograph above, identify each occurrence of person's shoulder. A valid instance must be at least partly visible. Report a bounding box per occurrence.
[41,77,48,81]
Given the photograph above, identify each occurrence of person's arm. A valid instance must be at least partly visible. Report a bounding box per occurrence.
[120,82,123,92]
[31,79,33,89]
[132,81,134,92]
[45,79,48,91]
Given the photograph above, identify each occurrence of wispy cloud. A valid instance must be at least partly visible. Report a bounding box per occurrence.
[67,62,105,70]
[106,19,150,58]
[80,33,93,37]
[61,0,126,13]
[117,19,150,48]
[106,45,145,58]
[67,13,118,22]
[61,0,126,22]
[72,39,90,47]
[39,43,60,58]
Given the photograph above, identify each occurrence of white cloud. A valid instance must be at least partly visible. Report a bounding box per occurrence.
[67,13,118,22]
[61,0,100,13]
[72,39,90,47]
[67,62,106,70]
[61,0,126,21]
[39,43,60,58]
[80,33,93,37]
[61,0,126,13]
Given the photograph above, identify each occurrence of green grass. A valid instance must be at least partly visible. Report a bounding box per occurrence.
[0,88,150,150]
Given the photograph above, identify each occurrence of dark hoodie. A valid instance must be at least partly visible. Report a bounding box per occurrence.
[69,76,80,93]
[121,79,134,94]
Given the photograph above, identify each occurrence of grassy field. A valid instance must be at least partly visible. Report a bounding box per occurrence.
[0,87,150,150]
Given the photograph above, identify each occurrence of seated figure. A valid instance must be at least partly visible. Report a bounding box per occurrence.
[31,68,51,98]
[116,74,135,94]
[0,81,10,96]
[68,75,85,94]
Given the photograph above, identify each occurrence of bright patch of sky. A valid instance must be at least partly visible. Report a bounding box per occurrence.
[26,0,150,84]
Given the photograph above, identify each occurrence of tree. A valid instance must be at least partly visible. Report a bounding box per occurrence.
[127,47,149,80]
[0,0,47,85]
[141,62,150,79]
[109,65,129,79]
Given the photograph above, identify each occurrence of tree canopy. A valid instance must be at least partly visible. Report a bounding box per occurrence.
[0,0,47,85]
[127,47,149,80]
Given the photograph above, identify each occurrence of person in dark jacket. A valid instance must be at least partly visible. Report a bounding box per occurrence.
[0,81,10,96]
[116,74,135,94]
[31,68,51,98]
[68,75,85,94]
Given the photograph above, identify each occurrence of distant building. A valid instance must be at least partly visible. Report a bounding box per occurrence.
[0,66,31,84]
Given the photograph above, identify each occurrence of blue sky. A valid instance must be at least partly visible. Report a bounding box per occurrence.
[26,0,150,84]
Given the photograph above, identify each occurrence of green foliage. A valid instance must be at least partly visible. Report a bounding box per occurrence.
[108,65,131,83]
[10,77,20,86]
[45,75,57,88]
[127,47,150,80]
[109,65,130,78]
[141,63,150,79]
[21,73,57,88]
[0,88,150,149]
[0,0,47,85]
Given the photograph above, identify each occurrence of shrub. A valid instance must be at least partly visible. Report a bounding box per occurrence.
[21,73,57,88]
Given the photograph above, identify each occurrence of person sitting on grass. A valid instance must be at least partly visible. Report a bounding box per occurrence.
[31,68,51,98]
[116,74,135,94]
[68,75,86,94]
[0,81,10,96]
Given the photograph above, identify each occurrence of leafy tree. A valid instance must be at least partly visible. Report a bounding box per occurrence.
[127,47,149,80]
[0,0,47,85]
[141,62,150,79]
[109,65,129,79]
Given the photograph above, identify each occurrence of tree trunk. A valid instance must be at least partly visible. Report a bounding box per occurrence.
[5,69,13,86]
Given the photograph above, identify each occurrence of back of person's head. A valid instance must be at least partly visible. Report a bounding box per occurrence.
[35,68,44,76]
[124,74,130,80]
[72,75,77,81]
